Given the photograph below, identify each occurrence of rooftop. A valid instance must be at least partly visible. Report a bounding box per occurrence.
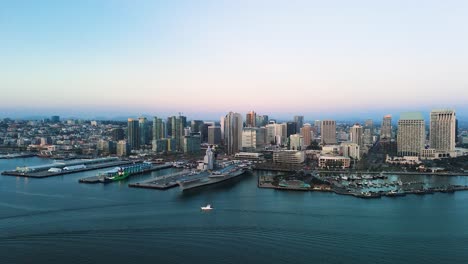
[400,112,424,120]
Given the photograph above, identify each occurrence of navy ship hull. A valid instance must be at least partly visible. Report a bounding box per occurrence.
[177,168,247,191]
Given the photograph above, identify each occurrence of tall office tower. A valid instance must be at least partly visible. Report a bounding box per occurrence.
[170,115,187,151]
[380,115,392,139]
[314,120,321,135]
[294,116,304,133]
[166,116,173,137]
[280,123,287,145]
[286,122,297,137]
[153,117,164,141]
[220,116,225,140]
[256,127,266,148]
[111,128,125,141]
[256,115,269,127]
[202,123,214,143]
[242,127,258,151]
[350,124,364,148]
[138,117,148,146]
[456,119,459,144]
[127,118,140,150]
[363,128,372,145]
[208,126,221,145]
[224,112,243,155]
[397,112,425,156]
[430,109,456,154]
[321,120,337,145]
[191,120,204,134]
[266,124,277,144]
[301,123,312,146]
[246,111,256,127]
[364,119,374,132]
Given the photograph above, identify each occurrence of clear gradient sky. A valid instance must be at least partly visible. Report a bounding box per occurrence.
[1,1,467,120]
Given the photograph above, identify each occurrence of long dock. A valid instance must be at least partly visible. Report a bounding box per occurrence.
[1,160,135,178]
[78,164,172,184]
[128,171,197,190]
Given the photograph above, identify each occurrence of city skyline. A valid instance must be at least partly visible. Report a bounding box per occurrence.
[1,1,467,118]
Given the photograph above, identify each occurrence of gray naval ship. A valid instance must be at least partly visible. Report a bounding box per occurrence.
[176,147,251,191]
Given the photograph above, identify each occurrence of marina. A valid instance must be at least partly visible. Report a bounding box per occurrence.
[258,170,468,198]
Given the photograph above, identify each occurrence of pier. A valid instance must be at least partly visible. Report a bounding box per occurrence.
[1,158,134,178]
[78,164,172,184]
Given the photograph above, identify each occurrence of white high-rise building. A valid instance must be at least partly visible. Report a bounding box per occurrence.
[224,112,243,155]
[321,120,337,145]
[341,142,360,160]
[350,124,364,148]
[381,115,392,139]
[430,109,456,155]
[397,112,425,156]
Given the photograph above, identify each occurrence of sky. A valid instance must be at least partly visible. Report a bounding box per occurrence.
[1,0,467,121]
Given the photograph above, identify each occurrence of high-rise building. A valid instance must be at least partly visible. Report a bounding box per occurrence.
[202,122,214,143]
[363,128,373,145]
[286,122,297,137]
[364,119,374,131]
[342,142,360,160]
[397,112,425,156]
[183,134,201,154]
[138,117,148,146]
[208,126,221,145]
[381,115,392,139]
[314,120,321,135]
[350,124,364,148]
[166,116,173,137]
[430,109,456,154]
[241,127,265,151]
[321,120,337,145]
[301,123,312,146]
[242,127,257,151]
[294,116,304,133]
[220,116,225,140]
[256,115,269,127]
[127,118,140,150]
[153,117,164,141]
[170,115,187,151]
[224,112,243,155]
[246,111,256,127]
[191,120,204,135]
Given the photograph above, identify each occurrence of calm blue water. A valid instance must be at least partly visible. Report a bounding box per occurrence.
[1,157,468,264]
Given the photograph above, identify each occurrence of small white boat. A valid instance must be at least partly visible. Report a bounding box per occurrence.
[201,204,213,211]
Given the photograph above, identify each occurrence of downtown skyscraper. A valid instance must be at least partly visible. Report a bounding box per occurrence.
[430,109,456,155]
[397,112,425,156]
[246,111,256,127]
[380,115,392,139]
[321,120,337,145]
[127,118,140,150]
[224,112,243,155]
[294,115,304,133]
